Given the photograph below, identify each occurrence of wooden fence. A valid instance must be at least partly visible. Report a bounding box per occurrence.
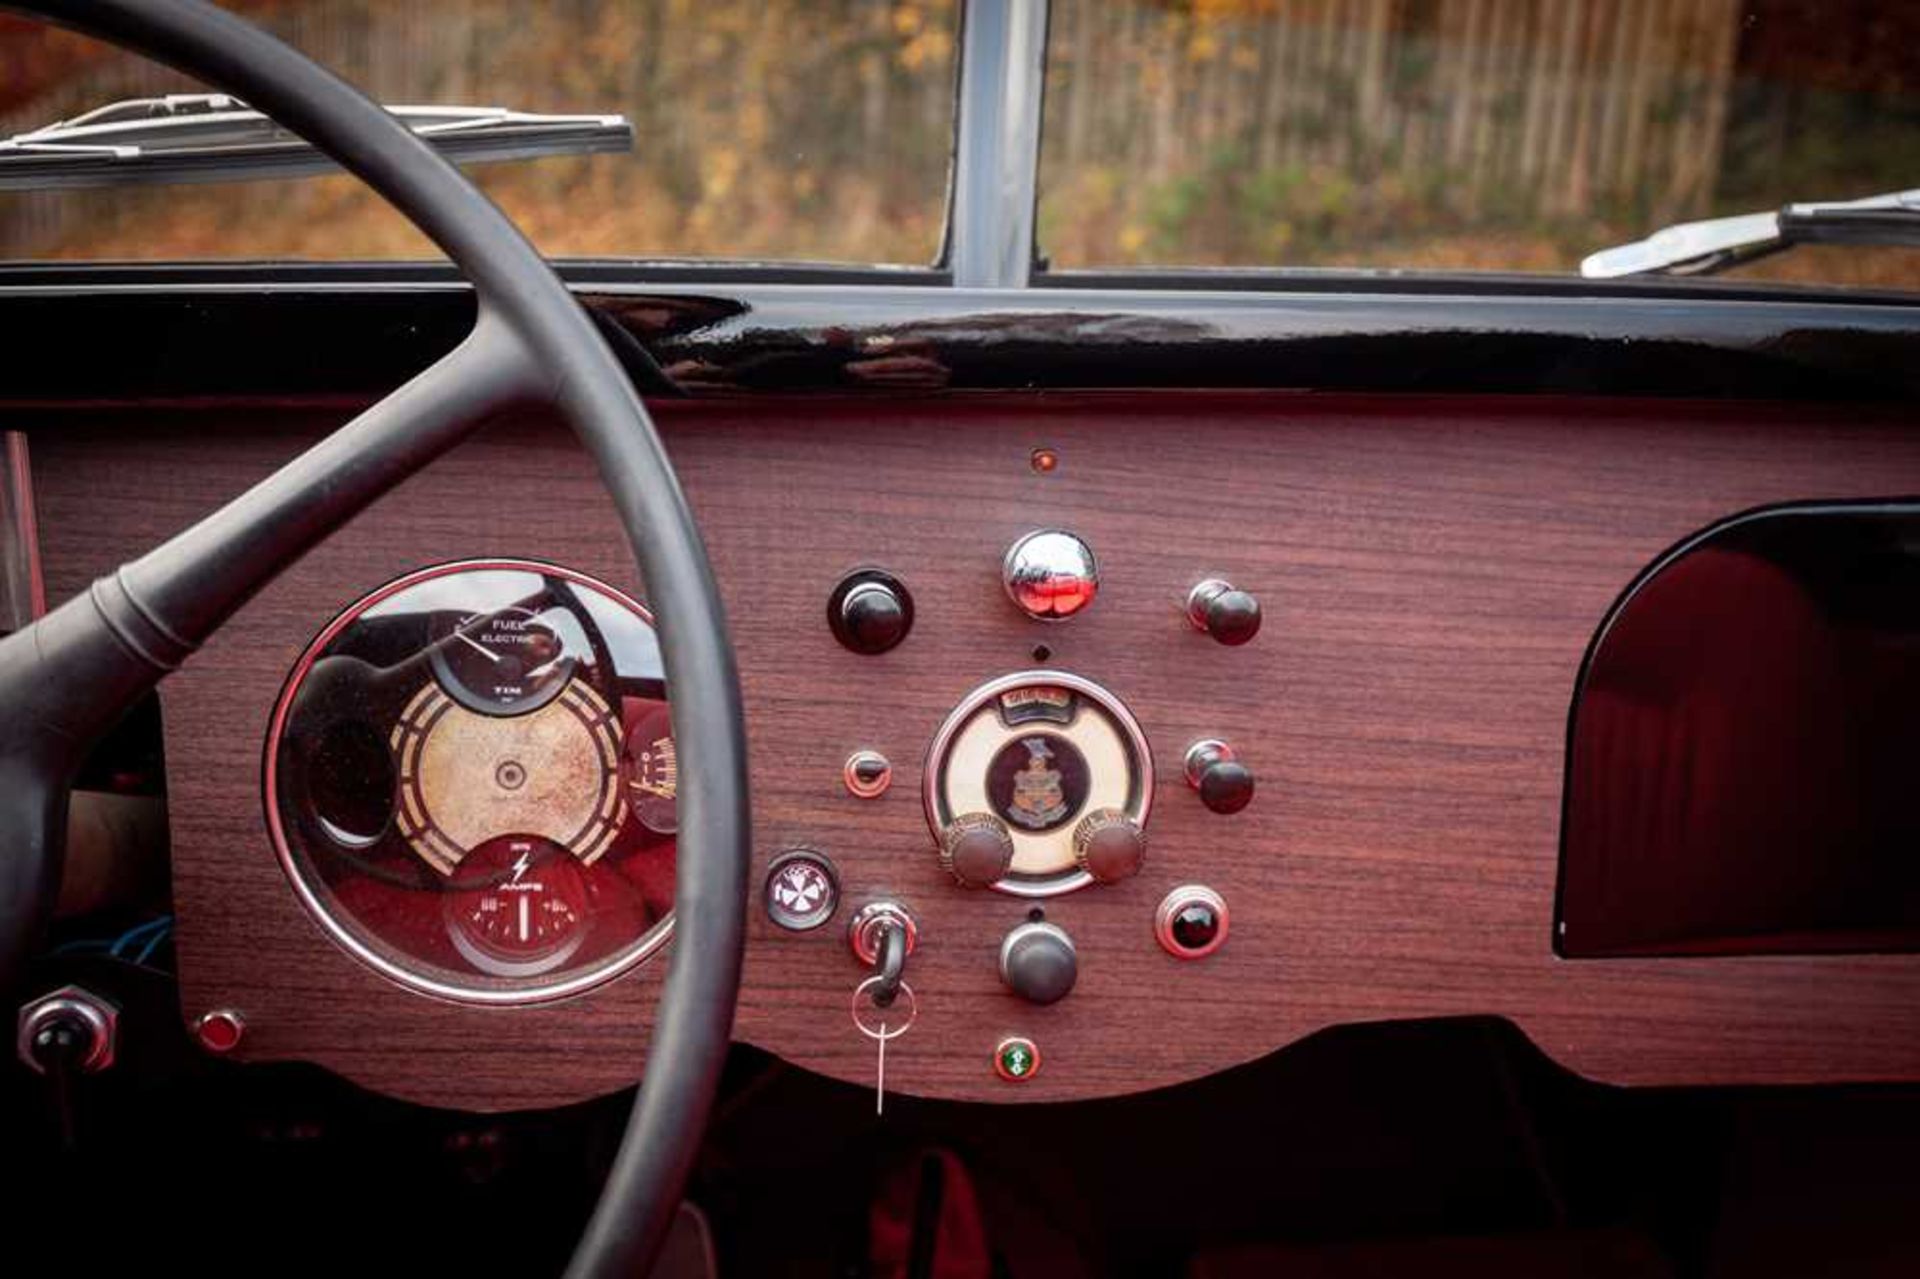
[0,0,958,261]
[0,0,1763,263]
[1045,0,1743,226]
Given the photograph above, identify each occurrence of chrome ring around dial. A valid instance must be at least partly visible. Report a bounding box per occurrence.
[265,559,676,1005]
[923,670,1152,898]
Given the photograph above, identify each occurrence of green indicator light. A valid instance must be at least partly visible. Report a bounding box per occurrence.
[995,1037,1040,1082]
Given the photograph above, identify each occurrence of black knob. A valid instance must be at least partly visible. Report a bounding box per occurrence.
[1072,807,1147,883]
[941,812,1015,888]
[999,921,1077,1004]
[1185,740,1255,814]
[1187,578,1262,646]
[1199,761,1255,813]
[828,570,913,655]
[29,1015,91,1074]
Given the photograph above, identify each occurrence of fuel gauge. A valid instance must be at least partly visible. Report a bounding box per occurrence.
[429,606,575,715]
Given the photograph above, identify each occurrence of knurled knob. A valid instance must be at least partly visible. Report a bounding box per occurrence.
[940,811,1016,888]
[1072,806,1147,884]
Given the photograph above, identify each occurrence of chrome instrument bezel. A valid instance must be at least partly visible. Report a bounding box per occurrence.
[262,558,674,1007]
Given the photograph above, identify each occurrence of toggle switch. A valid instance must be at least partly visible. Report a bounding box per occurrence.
[1187,578,1262,646]
[1185,739,1255,815]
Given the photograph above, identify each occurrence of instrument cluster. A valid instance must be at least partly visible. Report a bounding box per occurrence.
[265,560,677,1004]
[260,530,1262,1072]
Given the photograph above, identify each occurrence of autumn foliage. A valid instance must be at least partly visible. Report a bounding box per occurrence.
[2,0,1918,288]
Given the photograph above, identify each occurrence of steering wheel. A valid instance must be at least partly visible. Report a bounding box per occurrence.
[0,2,750,1275]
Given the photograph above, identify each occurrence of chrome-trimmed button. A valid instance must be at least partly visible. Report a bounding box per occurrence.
[1155,884,1229,959]
[1186,578,1262,645]
[763,848,840,932]
[1003,529,1098,621]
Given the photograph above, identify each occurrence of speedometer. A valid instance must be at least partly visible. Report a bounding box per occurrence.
[265,560,677,1004]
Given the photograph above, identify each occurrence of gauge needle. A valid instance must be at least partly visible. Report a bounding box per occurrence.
[519,893,530,942]
[455,630,503,662]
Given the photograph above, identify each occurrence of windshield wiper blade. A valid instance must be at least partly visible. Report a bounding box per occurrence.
[1581,187,1920,278]
[0,93,631,191]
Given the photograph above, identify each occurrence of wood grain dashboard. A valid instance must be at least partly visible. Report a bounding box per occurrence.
[24,390,1920,1111]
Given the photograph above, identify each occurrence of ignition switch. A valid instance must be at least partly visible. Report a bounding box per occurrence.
[848,900,918,1007]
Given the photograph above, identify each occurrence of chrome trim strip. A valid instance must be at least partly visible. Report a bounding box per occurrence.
[949,0,1048,289]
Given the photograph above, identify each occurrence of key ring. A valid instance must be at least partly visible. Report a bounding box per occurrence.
[852,976,916,1039]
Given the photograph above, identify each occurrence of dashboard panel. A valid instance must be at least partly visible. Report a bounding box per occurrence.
[27,389,1920,1110]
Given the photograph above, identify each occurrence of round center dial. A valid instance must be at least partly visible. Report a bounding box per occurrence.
[924,671,1152,897]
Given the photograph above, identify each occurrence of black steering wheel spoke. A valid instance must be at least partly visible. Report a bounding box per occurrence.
[0,5,750,1276]
[119,310,539,651]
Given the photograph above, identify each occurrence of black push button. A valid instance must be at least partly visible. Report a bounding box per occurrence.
[1187,578,1263,646]
[999,921,1077,1004]
[828,569,913,655]
[1197,759,1255,814]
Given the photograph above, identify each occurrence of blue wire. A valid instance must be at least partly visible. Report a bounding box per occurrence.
[132,920,172,965]
[107,914,172,959]
[106,922,157,958]
[48,913,174,966]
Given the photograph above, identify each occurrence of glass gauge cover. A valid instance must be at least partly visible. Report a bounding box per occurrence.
[266,560,676,1003]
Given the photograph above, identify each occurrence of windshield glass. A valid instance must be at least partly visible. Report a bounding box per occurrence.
[1039,0,1920,291]
[0,1,958,264]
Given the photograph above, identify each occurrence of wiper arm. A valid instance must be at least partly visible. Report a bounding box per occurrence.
[1581,187,1920,278]
[0,93,631,191]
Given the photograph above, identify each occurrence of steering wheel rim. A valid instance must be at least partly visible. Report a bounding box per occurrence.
[0,3,750,1275]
